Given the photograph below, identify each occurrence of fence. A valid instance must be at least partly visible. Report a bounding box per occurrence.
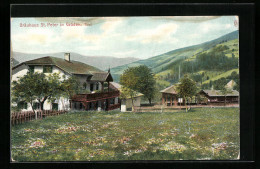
[11,110,67,126]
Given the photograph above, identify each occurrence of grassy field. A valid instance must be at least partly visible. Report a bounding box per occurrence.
[11,108,239,161]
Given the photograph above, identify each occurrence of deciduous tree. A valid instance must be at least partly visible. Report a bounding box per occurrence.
[12,72,62,113]
[133,65,156,105]
[120,67,139,111]
[175,75,198,112]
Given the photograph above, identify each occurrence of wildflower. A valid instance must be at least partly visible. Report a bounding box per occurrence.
[212,142,228,150]
[189,134,196,139]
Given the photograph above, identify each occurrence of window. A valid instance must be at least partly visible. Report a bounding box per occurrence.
[96,83,99,90]
[83,82,87,89]
[43,66,53,73]
[80,103,82,109]
[74,103,77,109]
[90,84,94,91]
[28,66,34,73]
[110,98,115,105]
[18,101,27,109]
[33,102,40,110]
[52,103,58,110]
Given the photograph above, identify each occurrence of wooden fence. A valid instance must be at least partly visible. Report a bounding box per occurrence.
[11,110,67,126]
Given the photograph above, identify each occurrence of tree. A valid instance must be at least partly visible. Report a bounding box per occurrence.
[12,72,39,113]
[61,75,81,99]
[218,86,233,106]
[60,75,81,110]
[12,72,62,114]
[175,75,198,112]
[120,67,139,111]
[133,65,156,105]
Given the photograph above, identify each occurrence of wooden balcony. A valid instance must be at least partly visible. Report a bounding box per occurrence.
[71,90,120,102]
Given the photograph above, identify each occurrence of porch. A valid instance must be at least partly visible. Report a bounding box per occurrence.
[70,90,120,111]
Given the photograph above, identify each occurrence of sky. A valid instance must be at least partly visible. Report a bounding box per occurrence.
[11,16,238,59]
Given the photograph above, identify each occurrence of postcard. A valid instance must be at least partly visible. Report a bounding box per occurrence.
[10,16,240,161]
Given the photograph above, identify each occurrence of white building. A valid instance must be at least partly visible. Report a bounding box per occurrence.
[110,82,143,112]
[11,53,120,111]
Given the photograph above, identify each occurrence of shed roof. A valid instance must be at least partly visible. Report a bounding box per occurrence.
[160,85,177,94]
[13,56,104,75]
[201,89,239,97]
[110,82,143,98]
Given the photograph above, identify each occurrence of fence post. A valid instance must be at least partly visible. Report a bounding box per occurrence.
[18,112,20,124]
[35,111,37,120]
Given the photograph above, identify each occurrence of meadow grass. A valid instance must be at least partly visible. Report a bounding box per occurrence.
[11,108,239,161]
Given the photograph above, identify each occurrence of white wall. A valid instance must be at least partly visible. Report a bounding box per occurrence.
[12,64,28,81]
[12,65,70,81]
[12,65,71,111]
[121,96,141,112]
[34,65,43,73]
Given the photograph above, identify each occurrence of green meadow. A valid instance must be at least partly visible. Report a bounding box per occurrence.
[11,108,239,161]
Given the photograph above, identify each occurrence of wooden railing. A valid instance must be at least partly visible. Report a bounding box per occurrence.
[11,110,67,126]
[72,90,120,102]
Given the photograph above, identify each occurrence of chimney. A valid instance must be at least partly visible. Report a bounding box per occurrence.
[64,53,70,62]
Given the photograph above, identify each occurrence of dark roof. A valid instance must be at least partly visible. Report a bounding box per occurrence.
[201,89,239,97]
[13,56,104,75]
[160,85,177,94]
[90,72,113,82]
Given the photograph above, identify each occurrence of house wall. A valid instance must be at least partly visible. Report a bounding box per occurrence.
[12,65,70,81]
[121,96,141,112]
[12,65,71,112]
[12,64,107,112]
[74,74,103,92]
[17,97,70,112]
[12,64,28,81]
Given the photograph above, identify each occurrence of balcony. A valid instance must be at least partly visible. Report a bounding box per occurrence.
[71,90,120,102]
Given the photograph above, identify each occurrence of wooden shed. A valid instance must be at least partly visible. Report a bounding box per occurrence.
[199,89,239,105]
[160,85,179,106]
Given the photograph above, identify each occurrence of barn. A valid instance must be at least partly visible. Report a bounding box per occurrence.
[199,89,239,105]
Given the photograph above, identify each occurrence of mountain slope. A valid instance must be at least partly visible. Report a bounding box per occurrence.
[111,30,239,82]
[13,52,139,71]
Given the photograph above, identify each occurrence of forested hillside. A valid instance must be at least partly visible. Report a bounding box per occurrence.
[111,31,239,92]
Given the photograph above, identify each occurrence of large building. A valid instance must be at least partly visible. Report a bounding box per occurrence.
[199,89,239,105]
[11,53,120,111]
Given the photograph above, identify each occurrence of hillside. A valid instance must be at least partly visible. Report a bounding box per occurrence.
[111,31,239,90]
[12,52,139,71]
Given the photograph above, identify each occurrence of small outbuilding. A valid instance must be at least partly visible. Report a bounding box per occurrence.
[160,85,179,106]
[110,82,143,112]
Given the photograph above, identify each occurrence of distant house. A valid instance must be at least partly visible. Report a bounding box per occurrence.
[12,53,120,111]
[226,80,237,89]
[199,89,239,104]
[160,85,179,106]
[110,82,143,112]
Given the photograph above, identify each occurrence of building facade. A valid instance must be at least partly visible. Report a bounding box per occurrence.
[199,89,239,105]
[11,53,120,111]
[110,82,143,112]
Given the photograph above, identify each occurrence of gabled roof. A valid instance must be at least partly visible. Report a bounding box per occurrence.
[226,80,237,89]
[110,82,122,90]
[110,82,143,98]
[160,85,177,94]
[13,56,104,75]
[90,72,113,82]
[201,89,239,97]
